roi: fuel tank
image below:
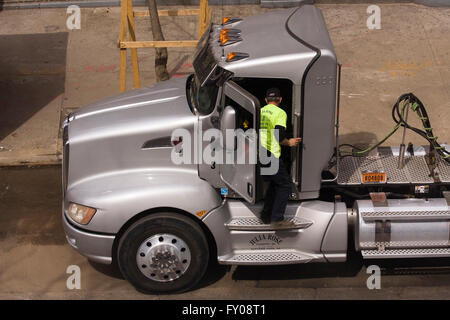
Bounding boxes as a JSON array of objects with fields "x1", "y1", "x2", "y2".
[{"x1": 354, "y1": 198, "x2": 450, "y2": 259}]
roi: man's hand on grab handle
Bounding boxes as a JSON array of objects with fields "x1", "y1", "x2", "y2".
[
  {"x1": 281, "y1": 137, "x2": 302, "y2": 147},
  {"x1": 288, "y1": 137, "x2": 302, "y2": 147}
]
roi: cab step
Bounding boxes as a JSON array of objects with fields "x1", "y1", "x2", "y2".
[
  {"x1": 361, "y1": 247, "x2": 450, "y2": 259},
  {"x1": 225, "y1": 216, "x2": 313, "y2": 231},
  {"x1": 360, "y1": 210, "x2": 450, "y2": 221},
  {"x1": 218, "y1": 250, "x2": 317, "y2": 265}
]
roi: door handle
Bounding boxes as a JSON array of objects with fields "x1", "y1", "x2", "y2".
[{"x1": 247, "y1": 183, "x2": 253, "y2": 197}]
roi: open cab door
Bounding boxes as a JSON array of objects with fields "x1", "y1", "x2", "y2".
[{"x1": 219, "y1": 81, "x2": 260, "y2": 204}]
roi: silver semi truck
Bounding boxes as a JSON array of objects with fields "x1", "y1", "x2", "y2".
[{"x1": 62, "y1": 5, "x2": 450, "y2": 293}]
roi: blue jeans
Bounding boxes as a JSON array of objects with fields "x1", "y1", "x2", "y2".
[{"x1": 261, "y1": 159, "x2": 291, "y2": 222}]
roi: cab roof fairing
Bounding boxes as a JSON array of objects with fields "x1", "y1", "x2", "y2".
[{"x1": 211, "y1": 5, "x2": 337, "y2": 85}]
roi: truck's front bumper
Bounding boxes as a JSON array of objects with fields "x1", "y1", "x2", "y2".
[{"x1": 63, "y1": 212, "x2": 115, "y2": 264}]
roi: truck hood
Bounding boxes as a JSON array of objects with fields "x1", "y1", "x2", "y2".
[
  {"x1": 72, "y1": 75, "x2": 192, "y2": 121},
  {"x1": 68, "y1": 76, "x2": 196, "y2": 144}
]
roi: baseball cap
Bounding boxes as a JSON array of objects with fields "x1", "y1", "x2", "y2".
[{"x1": 266, "y1": 87, "x2": 281, "y2": 98}]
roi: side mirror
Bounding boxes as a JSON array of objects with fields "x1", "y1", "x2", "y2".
[{"x1": 221, "y1": 106, "x2": 236, "y2": 150}]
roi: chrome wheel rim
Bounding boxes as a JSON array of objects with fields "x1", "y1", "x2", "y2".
[{"x1": 136, "y1": 233, "x2": 191, "y2": 282}]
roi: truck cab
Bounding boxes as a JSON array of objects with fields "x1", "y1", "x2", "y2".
[{"x1": 62, "y1": 5, "x2": 450, "y2": 294}]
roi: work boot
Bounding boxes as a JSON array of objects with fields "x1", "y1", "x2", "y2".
[
  {"x1": 259, "y1": 212, "x2": 271, "y2": 224},
  {"x1": 271, "y1": 219, "x2": 296, "y2": 229}
]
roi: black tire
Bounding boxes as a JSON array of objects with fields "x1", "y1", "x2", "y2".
[{"x1": 117, "y1": 212, "x2": 209, "y2": 294}]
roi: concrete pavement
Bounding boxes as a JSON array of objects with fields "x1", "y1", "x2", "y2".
[
  {"x1": 0, "y1": 3, "x2": 449, "y2": 165},
  {"x1": 1, "y1": 3, "x2": 450, "y2": 300},
  {"x1": 1, "y1": 166, "x2": 450, "y2": 299}
]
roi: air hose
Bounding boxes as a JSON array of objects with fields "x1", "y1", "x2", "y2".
[{"x1": 339, "y1": 93, "x2": 450, "y2": 164}]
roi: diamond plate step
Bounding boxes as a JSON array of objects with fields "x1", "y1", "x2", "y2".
[
  {"x1": 218, "y1": 250, "x2": 315, "y2": 265},
  {"x1": 404, "y1": 156, "x2": 434, "y2": 183},
  {"x1": 338, "y1": 152, "x2": 434, "y2": 185},
  {"x1": 360, "y1": 210, "x2": 450, "y2": 221},
  {"x1": 225, "y1": 216, "x2": 313, "y2": 231},
  {"x1": 338, "y1": 157, "x2": 361, "y2": 184},
  {"x1": 437, "y1": 158, "x2": 450, "y2": 183},
  {"x1": 361, "y1": 247, "x2": 450, "y2": 259},
  {"x1": 379, "y1": 155, "x2": 409, "y2": 184},
  {"x1": 360, "y1": 240, "x2": 450, "y2": 249}
]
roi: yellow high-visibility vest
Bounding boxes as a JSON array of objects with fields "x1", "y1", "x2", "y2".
[{"x1": 260, "y1": 104, "x2": 287, "y2": 158}]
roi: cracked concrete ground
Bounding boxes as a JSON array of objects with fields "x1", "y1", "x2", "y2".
[{"x1": 0, "y1": 3, "x2": 449, "y2": 165}]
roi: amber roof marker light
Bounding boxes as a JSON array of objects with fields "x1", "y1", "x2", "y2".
[
  {"x1": 220, "y1": 30, "x2": 230, "y2": 45},
  {"x1": 226, "y1": 52, "x2": 249, "y2": 63},
  {"x1": 221, "y1": 17, "x2": 243, "y2": 26},
  {"x1": 219, "y1": 28, "x2": 242, "y2": 46},
  {"x1": 220, "y1": 28, "x2": 242, "y2": 36},
  {"x1": 227, "y1": 52, "x2": 236, "y2": 61},
  {"x1": 222, "y1": 17, "x2": 231, "y2": 24}
]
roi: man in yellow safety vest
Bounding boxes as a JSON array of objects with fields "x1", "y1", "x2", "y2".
[{"x1": 260, "y1": 88, "x2": 302, "y2": 227}]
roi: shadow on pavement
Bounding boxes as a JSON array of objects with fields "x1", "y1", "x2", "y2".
[
  {"x1": 374, "y1": 258, "x2": 450, "y2": 276},
  {"x1": 231, "y1": 251, "x2": 450, "y2": 281},
  {"x1": 338, "y1": 131, "x2": 379, "y2": 151},
  {"x1": 0, "y1": 165, "x2": 66, "y2": 245},
  {"x1": 231, "y1": 247, "x2": 364, "y2": 281},
  {"x1": 89, "y1": 260, "x2": 125, "y2": 280},
  {"x1": 195, "y1": 260, "x2": 230, "y2": 290},
  {"x1": 231, "y1": 231, "x2": 450, "y2": 282},
  {"x1": 88, "y1": 254, "x2": 230, "y2": 289},
  {"x1": 0, "y1": 33, "x2": 68, "y2": 141}
]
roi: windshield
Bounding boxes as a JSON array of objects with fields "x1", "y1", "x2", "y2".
[
  {"x1": 193, "y1": 38, "x2": 217, "y2": 86},
  {"x1": 189, "y1": 74, "x2": 219, "y2": 115},
  {"x1": 189, "y1": 24, "x2": 232, "y2": 115}
]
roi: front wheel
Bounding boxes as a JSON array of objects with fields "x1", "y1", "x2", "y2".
[{"x1": 117, "y1": 213, "x2": 209, "y2": 293}]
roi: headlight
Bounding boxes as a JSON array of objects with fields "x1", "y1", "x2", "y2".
[{"x1": 68, "y1": 203, "x2": 97, "y2": 225}]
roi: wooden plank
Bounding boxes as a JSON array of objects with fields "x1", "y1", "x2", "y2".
[
  {"x1": 120, "y1": 40, "x2": 198, "y2": 48},
  {"x1": 119, "y1": 0, "x2": 128, "y2": 92},
  {"x1": 198, "y1": 0, "x2": 207, "y2": 39},
  {"x1": 120, "y1": 49, "x2": 127, "y2": 93},
  {"x1": 198, "y1": 0, "x2": 211, "y2": 39},
  {"x1": 127, "y1": 0, "x2": 140, "y2": 89},
  {"x1": 133, "y1": 9, "x2": 200, "y2": 18},
  {"x1": 119, "y1": 0, "x2": 128, "y2": 42},
  {"x1": 119, "y1": 1, "x2": 207, "y2": 91},
  {"x1": 206, "y1": 7, "x2": 212, "y2": 36}
]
